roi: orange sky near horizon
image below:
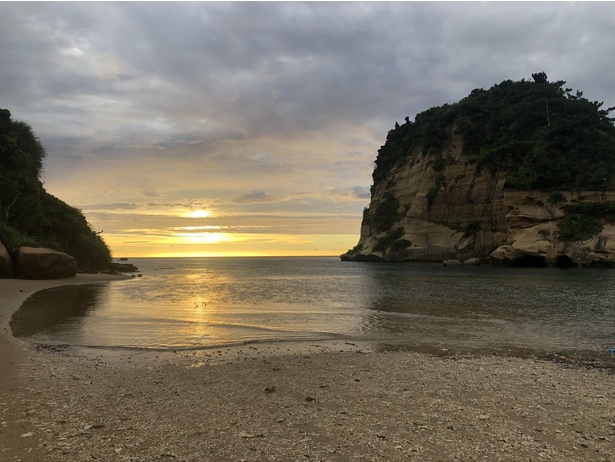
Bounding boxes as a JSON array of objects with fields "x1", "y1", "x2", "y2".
[{"x1": 86, "y1": 205, "x2": 364, "y2": 258}]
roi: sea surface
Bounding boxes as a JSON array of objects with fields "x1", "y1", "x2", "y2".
[{"x1": 10, "y1": 257, "x2": 615, "y2": 354}]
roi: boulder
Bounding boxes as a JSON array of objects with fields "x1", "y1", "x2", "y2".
[
  {"x1": 463, "y1": 257, "x2": 481, "y2": 266},
  {"x1": 442, "y1": 259, "x2": 462, "y2": 267},
  {"x1": 15, "y1": 246, "x2": 77, "y2": 279},
  {"x1": 109, "y1": 262, "x2": 139, "y2": 272},
  {"x1": 0, "y1": 242, "x2": 13, "y2": 278}
]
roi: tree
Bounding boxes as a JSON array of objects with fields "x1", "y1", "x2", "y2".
[
  {"x1": 0, "y1": 108, "x2": 112, "y2": 269},
  {"x1": 371, "y1": 75, "x2": 615, "y2": 192},
  {"x1": 531, "y1": 72, "x2": 548, "y2": 84}
]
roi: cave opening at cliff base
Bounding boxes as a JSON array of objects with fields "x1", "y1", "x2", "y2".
[{"x1": 511, "y1": 254, "x2": 547, "y2": 268}]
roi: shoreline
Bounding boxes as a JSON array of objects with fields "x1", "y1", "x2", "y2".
[
  {"x1": 2, "y1": 277, "x2": 615, "y2": 461},
  {"x1": 0, "y1": 273, "x2": 131, "y2": 361},
  {"x1": 0, "y1": 274, "x2": 131, "y2": 461}
]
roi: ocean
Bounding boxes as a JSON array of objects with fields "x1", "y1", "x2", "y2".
[{"x1": 10, "y1": 257, "x2": 615, "y2": 355}]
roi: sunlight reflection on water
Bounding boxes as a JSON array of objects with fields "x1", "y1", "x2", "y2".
[{"x1": 10, "y1": 257, "x2": 615, "y2": 352}]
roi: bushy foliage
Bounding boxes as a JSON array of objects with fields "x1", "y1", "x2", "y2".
[
  {"x1": 0, "y1": 223, "x2": 41, "y2": 250},
  {"x1": 373, "y1": 227, "x2": 405, "y2": 253},
  {"x1": 556, "y1": 201, "x2": 615, "y2": 241},
  {"x1": 0, "y1": 109, "x2": 112, "y2": 269},
  {"x1": 368, "y1": 192, "x2": 402, "y2": 233},
  {"x1": 557, "y1": 214, "x2": 603, "y2": 241},
  {"x1": 562, "y1": 201, "x2": 615, "y2": 220},
  {"x1": 547, "y1": 191, "x2": 567, "y2": 205},
  {"x1": 372, "y1": 74, "x2": 615, "y2": 191},
  {"x1": 390, "y1": 238, "x2": 412, "y2": 253}
]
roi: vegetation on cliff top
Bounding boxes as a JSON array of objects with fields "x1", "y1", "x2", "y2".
[
  {"x1": 0, "y1": 109, "x2": 112, "y2": 269},
  {"x1": 373, "y1": 73, "x2": 615, "y2": 191}
]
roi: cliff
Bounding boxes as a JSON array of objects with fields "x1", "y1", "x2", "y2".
[{"x1": 342, "y1": 74, "x2": 615, "y2": 267}]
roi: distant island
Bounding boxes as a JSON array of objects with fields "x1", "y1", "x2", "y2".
[
  {"x1": 342, "y1": 73, "x2": 615, "y2": 267},
  {"x1": 0, "y1": 109, "x2": 113, "y2": 278}
]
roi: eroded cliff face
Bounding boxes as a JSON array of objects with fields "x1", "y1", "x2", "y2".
[{"x1": 342, "y1": 130, "x2": 615, "y2": 267}]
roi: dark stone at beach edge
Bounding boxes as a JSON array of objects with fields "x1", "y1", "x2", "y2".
[
  {"x1": 15, "y1": 246, "x2": 77, "y2": 279},
  {"x1": 109, "y1": 262, "x2": 139, "y2": 273}
]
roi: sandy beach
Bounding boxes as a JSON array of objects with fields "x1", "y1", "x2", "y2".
[{"x1": 1, "y1": 276, "x2": 614, "y2": 461}]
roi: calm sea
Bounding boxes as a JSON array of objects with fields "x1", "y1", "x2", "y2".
[{"x1": 10, "y1": 257, "x2": 615, "y2": 354}]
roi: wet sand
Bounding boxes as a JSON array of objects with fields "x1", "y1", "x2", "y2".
[
  {"x1": 1, "y1": 276, "x2": 614, "y2": 461},
  {"x1": 0, "y1": 274, "x2": 129, "y2": 460}
]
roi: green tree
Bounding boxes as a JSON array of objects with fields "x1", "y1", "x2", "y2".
[
  {"x1": 0, "y1": 109, "x2": 111, "y2": 269},
  {"x1": 371, "y1": 73, "x2": 615, "y2": 193}
]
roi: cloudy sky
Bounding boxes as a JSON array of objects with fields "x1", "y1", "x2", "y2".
[{"x1": 1, "y1": 2, "x2": 614, "y2": 257}]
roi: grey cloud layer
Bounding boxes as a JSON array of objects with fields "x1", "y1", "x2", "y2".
[{"x1": 5, "y1": 2, "x2": 613, "y2": 144}]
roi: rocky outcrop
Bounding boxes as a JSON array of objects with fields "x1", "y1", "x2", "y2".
[
  {"x1": 109, "y1": 262, "x2": 139, "y2": 272},
  {"x1": 0, "y1": 242, "x2": 12, "y2": 278},
  {"x1": 341, "y1": 129, "x2": 615, "y2": 267},
  {"x1": 343, "y1": 76, "x2": 615, "y2": 267},
  {"x1": 15, "y1": 246, "x2": 78, "y2": 279}
]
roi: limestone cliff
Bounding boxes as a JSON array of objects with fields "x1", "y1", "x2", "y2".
[{"x1": 341, "y1": 75, "x2": 615, "y2": 267}]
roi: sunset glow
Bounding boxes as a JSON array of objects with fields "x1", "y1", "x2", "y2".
[
  {"x1": 4, "y1": 2, "x2": 612, "y2": 258},
  {"x1": 183, "y1": 210, "x2": 212, "y2": 219}
]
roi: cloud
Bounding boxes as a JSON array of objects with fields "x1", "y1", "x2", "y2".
[
  {"x1": 233, "y1": 191, "x2": 275, "y2": 204},
  {"x1": 142, "y1": 189, "x2": 159, "y2": 198},
  {"x1": 1, "y1": 2, "x2": 614, "y2": 255}
]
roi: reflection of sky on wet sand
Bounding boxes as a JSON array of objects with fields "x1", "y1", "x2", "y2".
[{"x1": 11, "y1": 258, "x2": 615, "y2": 353}]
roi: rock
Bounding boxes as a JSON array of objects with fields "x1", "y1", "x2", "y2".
[
  {"x1": 442, "y1": 259, "x2": 462, "y2": 267},
  {"x1": 340, "y1": 121, "x2": 615, "y2": 268},
  {"x1": 0, "y1": 241, "x2": 13, "y2": 278},
  {"x1": 463, "y1": 258, "x2": 481, "y2": 266},
  {"x1": 15, "y1": 246, "x2": 77, "y2": 279},
  {"x1": 109, "y1": 262, "x2": 139, "y2": 272}
]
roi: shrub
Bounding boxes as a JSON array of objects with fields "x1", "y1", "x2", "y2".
[
  {"x1": 547, "y1": 191, "x2": 567, "y2": 205},
  {"x1": 370, "y1": 193, "x2": 402, "y2": 233},
  {"x1": 0, "y1": 223, "x2": 40, "y2": 252},
  {"x1": 562, "y1": 201, "x2": 615, "y2": 219},
  {"x1": 373, "y1": 227, "x2": 405, "y2": 253},
  {"x1": 390, "y1": 239, "x2": 412, "y2": 253},
  {"x1": 557, "y1": 214, "x2": 603, "y2": 241}
]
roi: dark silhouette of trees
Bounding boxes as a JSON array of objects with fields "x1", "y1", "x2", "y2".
[{"x1": 0, "y1": 109, "x2": 111, "y2": 269}]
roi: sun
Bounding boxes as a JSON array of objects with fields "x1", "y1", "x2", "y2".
[{"x1": 184, "y1": 209, "x2": 211, "y2": 218}]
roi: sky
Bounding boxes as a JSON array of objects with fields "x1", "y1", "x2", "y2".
[{"x1": 1, "y1": 1, "x2": 614, "y2": 258}]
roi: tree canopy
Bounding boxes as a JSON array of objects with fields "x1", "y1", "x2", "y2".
[
  {"x1": 373, "y1": 74, "x2": 615, "y2": 191},
  {"x1": 0, "y1": 109, "x2": 112, "y2": 269}
]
